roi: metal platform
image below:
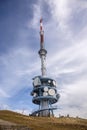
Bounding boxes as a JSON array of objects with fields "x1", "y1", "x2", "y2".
[{"x1": 31, "y1": 76, "x2": 60, "y2": 116}]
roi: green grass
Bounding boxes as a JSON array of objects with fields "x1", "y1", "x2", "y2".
[{"x1": 0, "y1": 110, "x2": 87, "y2": 130}]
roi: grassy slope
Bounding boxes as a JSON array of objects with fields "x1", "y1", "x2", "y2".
[{"x1": 0, "y1": 110, "x2": 87, "y2": 130}]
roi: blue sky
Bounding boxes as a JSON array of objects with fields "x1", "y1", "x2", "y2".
[{"x1": 0, "y1": 0, "x2": 87, "y2": 118}]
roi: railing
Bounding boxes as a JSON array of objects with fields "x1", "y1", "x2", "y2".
[{"x1": 31, "y1": 106, "x2": 58, "y2": 116}]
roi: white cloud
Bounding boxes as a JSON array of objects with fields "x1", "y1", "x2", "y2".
[
  {"x1": 55, "y1": 79, "x2": 87, "y2": 118},
  {"x1": 47, "y1": 38, "x2": 87, "y2": 79},
  {"x1": 69, "y1": 0, "x2": 87, "y2": 12},
  {"x1": 28, "y1": 0, "x2": 43, "y2": 29},
  {"x1": 46, "y1": 0, "x2": 72, "y2": 33},
  {"x1": 0, "y1": 88, "x2": 10, "y2": 98},
  {"x1": 0, "y1": 47, "x2": 40, "y2": 97}
]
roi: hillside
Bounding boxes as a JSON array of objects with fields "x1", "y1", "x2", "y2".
[{"x1": 0, "y1": 110, "x2": 87, "y2": 130}]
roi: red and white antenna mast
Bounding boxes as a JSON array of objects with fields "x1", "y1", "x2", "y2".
[
  {"x1": 40, "y1": 18, "x2": 44, "y2": 49},
  {"x1": 39, "y1": 18, "x2": 47, "y2": 76},
  {"x1": 31, "y1": 18, "x2": 60, "y2": 117}
]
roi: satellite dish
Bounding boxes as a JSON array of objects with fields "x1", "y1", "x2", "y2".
[
  {"x1": 48, "y1": 89, "x2": 55, "y2": 96},
  {"x1": 43, "y1": 92, "x2": 48, "y2": 96},
  {"x1": 53, "y1": 80, "x2": 56, "y2": 86},
  {"x1": 33, "y1": 77, "x2": 41, "y2": 86},
  {"x1": 33, "y1": 93, "x2": 37, "y2": 97},
  {"x1": 44, "y1": 87, "x2": 48, "y2": 92},
  {"x1": 56, "y1": 94, "x2": 60, "y2": 99},
  {"x1": 48, "y1": 80, "x2": 51, "y2": 83}
]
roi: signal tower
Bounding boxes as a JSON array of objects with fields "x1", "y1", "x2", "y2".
[{"x1": 31, "y1": 19, "x2": 60, "y2": 117}]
